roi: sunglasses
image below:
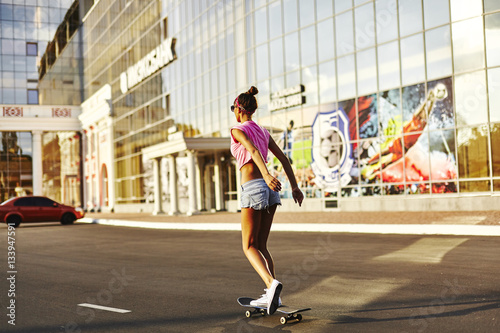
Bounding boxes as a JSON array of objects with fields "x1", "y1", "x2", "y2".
[{"x1": 231, "y1": 98, "x2": 247, "y2": 113}]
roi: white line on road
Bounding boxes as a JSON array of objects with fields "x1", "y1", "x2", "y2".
[{"x1": 77, "y1": 303, "x2": 131, "y2": 313}]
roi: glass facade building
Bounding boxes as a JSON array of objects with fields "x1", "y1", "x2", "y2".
[
  {"x1": 0, "y1": 0, "x2": 82, "y2": 205},
  {"x1": 45, "y1": 0, "x2": 500, "y2": 212}
]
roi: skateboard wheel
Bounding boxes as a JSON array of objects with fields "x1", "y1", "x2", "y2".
[
  {"x1": 245, "y1": 310, "x2": 252, "y2": 318},
  {"x1": 260, "y1": 310, "x2": 266, "y2": 316},
  {"x1": 280, "y1": 316, "x2": 287, "y2": 325},
  {"x1": 296, "y1": 314, "x2": 303, "y2": 322}
]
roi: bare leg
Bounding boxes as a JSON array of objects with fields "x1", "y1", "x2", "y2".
[
  {"x1": 257, "y1": 204, "x2": 278, "y2": 279},
  {"x1": 241, "y1": 207, "x2": 274, "y2": 289}
]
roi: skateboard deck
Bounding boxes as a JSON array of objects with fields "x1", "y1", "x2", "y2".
[{"x1": 237, "y1": 297, "x2": 311, "y2": 324}]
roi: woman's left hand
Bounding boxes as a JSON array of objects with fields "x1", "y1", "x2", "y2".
[{"x1": 264, "y1": 174, "x2": 282, "y2": 192}]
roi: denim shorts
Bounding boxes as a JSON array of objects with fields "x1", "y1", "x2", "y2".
[{"x1": 240, "y1": 178, "x2": 281, "y2": 211}]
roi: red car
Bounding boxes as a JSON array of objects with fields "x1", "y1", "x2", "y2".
[{"x1": 0, "y1": 196, "x2": 85, "y2": 228}]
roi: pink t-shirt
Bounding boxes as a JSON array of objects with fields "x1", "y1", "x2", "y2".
[{"x1": 230, "y1": 121, "x2": 271, "y2": 169}]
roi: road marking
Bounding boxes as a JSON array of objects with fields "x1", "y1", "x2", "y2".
[
  {"x1": 77, "y1": 218, "x2": 500, "y2": 236},
  {"x1": 373, "y1": 237, "x2": 469, "y2": 263},
  {"x1": 77, "y1": 303, "x2": 131, "y2": 313}
]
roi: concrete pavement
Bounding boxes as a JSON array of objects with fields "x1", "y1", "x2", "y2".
[{"x1": 79, "y1": 210, "x2": 500, "y2": 236}]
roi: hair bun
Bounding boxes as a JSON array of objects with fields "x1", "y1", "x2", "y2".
[{"x1": 247, "y1": 86, "x2": 259, "y2": 96}]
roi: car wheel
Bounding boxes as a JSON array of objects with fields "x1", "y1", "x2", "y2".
[
  {"x1": 61, "y1": 213, "x2": 76, "y2": 225},
  {"x1": 6, "y1": 215, "x2": 21, "y2": 228}
]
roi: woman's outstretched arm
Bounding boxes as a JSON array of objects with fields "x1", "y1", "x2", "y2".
[{"x1": 268, "y1": 136, "x2": 304, "y2": 206}]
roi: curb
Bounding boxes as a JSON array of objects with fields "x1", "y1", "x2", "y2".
[{"x1": 78, "y1": 218, "x2": 500, "y2": 236}]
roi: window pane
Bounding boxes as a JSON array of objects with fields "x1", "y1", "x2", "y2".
[
  {"x1": 375, "y1": 0, "x2": 398, "y2": 44},
  {"x1": 485, "y1": 0, "x2": 500, "y2": 13},
  {"x1": 355, "y1": 3, "x2": 375, "y2": 50},
  {"x1": 302, "y1": 65, "x2": 318, "y2": 106},
  {"x1": 337, "y1": 55, "x2": 356, "y2": 100},
  {"x1": 269, "y1": 1, "x2": 282, "y2": 39},
  {"x1": 317, "y1": 0, "x2": 333, "y2": 21},
  {"x1": 488, "y1": 68, "x2": 500, "y2": 122},
  {"x1": 255, "y1": 44, "x2": 268, "y2": 82},
  {"x1": 429, "y1": 129, "x2": 457, "y2": 181},
  {"x1": 319, "y1": 60, "x2": 336, "y2": 103},
  {"x1": 452, "y1": 17, "x2": 485, "y2": 73},
  {"x1": 284, "y1": 32, "x2": 299, "y2": 71},
  {"x1": 450, "y1": 0, "x2": 482, "y2": 22},
  {"x1": 299, "y1": 0, "x2": 315, "y2": 27},
  {"x1": 270, "y1": 38, "x2": 284, "y2": 77},
  {"x1": 398, "y1": 0, "x2": 422, "y2": 37},
  {"x1": 485, "y1": 13, "x2": 500, "y2": 68},
  {"x1": 356, "y1": 47, "x2": 377, "y2": 95},
  {"x1": 400, "y1": 34, "x2": 425, "y2": 86},
  {"x1": 457, "y1": 126, "x2": 490, "y2": 178},
  {"x1": 26, "y1": 42, "x2": 37, "y2": 56},
  {"x1": 317, "y1": 18, "x2": 334, "y2": 62},
  {"x1": 379, "y1": 88, "x2": 401, "y2": 136},
  {"x1": 455, "y1": 71, "x2": 488, "y2": 126},
  {"x1": 425, "y1": 26, "x2": 452, "y2": 80},
  {"x1": 254, "y1": 7, "x2": 267, "y2": 45},
  {"x1": 423, "y1": 0, "x2": 450, "y2": 29},
  {"x1": 335, "y1": 0, "x2": 352, "y2": 13},
  {"x1": 28, "y1": 89, "x2": 38, "y2": 104},
  {"x1": 377, "y1": 41, "x2": 400, "y2": 91},
  {"x1": 283, "y1": 0, "x2": 298, "y2": 33},
  {"x1": 300, "y1": 26, "x2": 316, "y2": 67},
  {"x1": 336, "y1": 10, "x2": 354, "y2": 56},
  {"x1": 491, "y1": 124, "x2": 500, "y2": 177}
]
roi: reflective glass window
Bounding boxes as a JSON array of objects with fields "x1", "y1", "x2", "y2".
[
  {"x1": 269, "y1": 1, "x2": 282, "y2": 39},
  {"x1": 317, "y1": 0, "x2": 333, "y2": 20},
  {"x1": 491, "y1": 124, "x2": 500, "y2": 177},
  {"x1": 425, "y1": 26, "x2": 452, "y2": 81},
  {"x1": 450, "y1": 0, "x2": 482, "y2": 22},
  {"x1": 355, "y1": 3, "x2": 375, "y2": 50},
  {"x1": 400, "y1": 33, "x2": 425, "y2": 86},
  {"x1": 300, "y1": 26, "x2": 316, "y2": 67},
  {"x1": 488, "y1": 68, "x2": 500, "y2": 123},
  {"x1": 337, "y1": 54, "x2": 356, "y2": 100},
  {"x1": 319, "y1": 60, "x2": 336, "y2": 103},
  {"x1": 335, "y1": 0, "x2": 352, "y2": 13},
  {"x1": 485, "y1": 0, "x2": 500, "y2": 12},
  {"x1": 335, "y1": 10, "x2": 354, "y2": 56},
  {"x1": 455, "y1": 71, "x2": 488, "y2": 126},
  {"x1": 284, "y1": 32, "x2": 299, "y2": 71},
  {"x1": 302, "y1": 65, "x2": 318, "y2": 105},
  {"x1": 255, "y1": 43, "x2": 269, "y2": 82},
  {"x1": 283, "y1": 0, "x2": 298, "y2": 33},
  {"x1": 377, "y1": 41, "x2": 400, "y2": 91},
  {"x1": 299, "y1": 0, "x2": 315, "y2": 27},
  {"x1": 423, "y1": 0, "x2": 450, "y2": 29},
  {"x1": 375, "y1": 0, "x2": 398, "y2": 44},
  {"x1": 485, "y1": 13, "x2": 500, "y2": 68},
  {"x1": 429, "y1": 129, "x2": 457, "y2": 181},
  {"x1": 254, "y1": 6, "x2": 268, "y2": 45},
  {"x1": 398, "y1": 0, "x2": 422, "y2": 37},
  {"x1": 452, "y1": 17, "x2": 484, "y2": 73},
  {"x1": 356, "y1": 47, "x2": 377, "y2": 96},
  {"x1": 457, "y1": 126, "x2": 490, "y2": 178},
  {"x1": 27, "y1": 89, "x2": 38, "y2": 104},
  {"x1": 270, "y1": 38, "x2": 284, "y2": 77},
  {"x1": 317, "y1": 18, "x2": 334, "y2": 62}
]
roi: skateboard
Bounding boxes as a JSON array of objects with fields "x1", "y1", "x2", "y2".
[{"x1": 237, "y1": 297, "x2": 311, "y2": 324}]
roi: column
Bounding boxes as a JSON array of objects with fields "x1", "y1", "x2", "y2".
[
  {"x1": 186, "y1": 150, "x2": 199, "y2": 216},
  {"x1": 152, "y1": 157, "x2": 164, "y2": 215},
  {"x1": 31, "y1": 130, "x2": 43, "y2": 196},
  {"x1": 167, "y1": 154, "x2": 179, "y2": 215},
  {"x1": 214, "y1": 152, "x2": 224, "y2": 211},
  {"x1": 195, "y1": 156, "x2": 203, "y2": 211}
]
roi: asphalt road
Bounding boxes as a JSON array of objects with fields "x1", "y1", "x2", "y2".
[{"x1": 1, "y1": 222, "x2": 499, "y2": 333}]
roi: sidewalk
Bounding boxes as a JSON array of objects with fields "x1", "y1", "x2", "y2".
[{"x1": 79, "y1": 210, "x2": 500, "y2": 236}]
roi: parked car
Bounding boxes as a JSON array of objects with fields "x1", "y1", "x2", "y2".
[{"x1": 0, "y1": 196, "x2": 85, "y2": 228}]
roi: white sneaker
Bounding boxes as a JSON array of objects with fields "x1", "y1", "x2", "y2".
[
  {"x1": 266, "y1": 280, "x2": 283, "y2": 315},
  {"x1": 250, "y1": 289, "x2": 282, "y2": 307}
]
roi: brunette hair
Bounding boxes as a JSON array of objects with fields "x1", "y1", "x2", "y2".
[{"x1": 236, "y1": 86, "x2": 259, "y2": 114}]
